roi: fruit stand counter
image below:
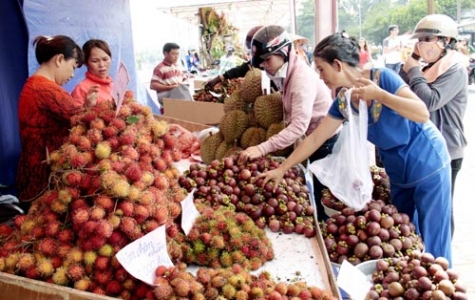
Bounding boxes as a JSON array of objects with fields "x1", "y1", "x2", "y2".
[{"x1": 0, "y1": 271, "x2": 117, "y2": 300}]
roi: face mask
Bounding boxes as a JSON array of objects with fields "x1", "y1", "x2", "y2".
[{"x1": 417, "y1": 41, "x2": 444, "y2": 63}]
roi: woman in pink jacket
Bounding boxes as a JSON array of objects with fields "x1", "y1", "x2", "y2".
[
  {"x1": 71, "y1": 39, "x2": 113, "y2": 105},
  {"x1": 239, "y1": 25, "x2": 339, "y2": 220}
]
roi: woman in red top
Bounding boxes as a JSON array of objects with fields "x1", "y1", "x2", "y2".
[
  {"x1": 358, "y1": 37, "x2": 373, "y2": 69},
  {"x1": 17, "y1": 35, "x2": 94, "y2": 203},
  {"x1": 71, "y1": 39, "x2": 114, "y2": 105}
]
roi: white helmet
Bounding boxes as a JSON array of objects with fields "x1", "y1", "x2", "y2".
[{"x1": 411, "y1": 14, "x2": 458, "y2": 40}]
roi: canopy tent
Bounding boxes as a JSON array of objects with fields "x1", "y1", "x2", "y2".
[
  {"x1": 155, "y1": 0, "x2": 296, "y2": 42},
  {"x1": 0, "y1": 0, "x2": 152, "y2": 195}
]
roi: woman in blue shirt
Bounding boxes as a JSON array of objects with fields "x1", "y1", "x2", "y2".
[{"x1": 258, "y1": 33, "x2": 452, "y2": 264}]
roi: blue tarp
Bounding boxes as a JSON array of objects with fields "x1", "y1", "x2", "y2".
[
  {"x1": 0, "y1": 0, "x2": 155, "y2": 195},
  {"x1": 0, "y1": 0, "x2": 28, "y2": 193}
]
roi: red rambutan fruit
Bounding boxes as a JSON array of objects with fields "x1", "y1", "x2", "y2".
[
  {"x1": 103, "y1": 126, "x2": 119, "y2": 138},
  {"x1": 111, "y1": 161, "x2": 126, "y2": 173},
  {"x1": 67, "y1": 264, "x2": 85, "y2": 281},
  {"x1": 62, "y1": 170, "x2": 83, "y2": 187},
  {"x1": 106, "y1": 280, "x2": 122, "y2": 295},
  {"x1": 94, "y1": 195, "x2": 115, "y2": 212},
  {"x1": 87, "y1": 128, "x2": 103, "y2": 144},
  {"x1": 89, "y1": 235, "x2": 107, "y2": 251},
  {"x1": 81, "y1": 111, "x2": 98, "y2": 124},
  {"x1": 142, "y1": 220, "x2": 159, "y2": 233},
  {"x1": 0, "y1": 223, "x2": 13, "y2": 237},
  {"x1": 57, "y1": 229, "x2": 74, "y2": 243},
  {"x1": 118, "y1": 200, "x2": 134, "y2": 217},
  {"x1": 70, "y1": 153, "x2": 88, "y2": 168},
  {"x1": 57, "y1": 243, "x2": 73, "y2": 259},
  {"x1": 125, "y1": 164, "x2": 142, "y2": 182},
  {"x1": 38, "y1": 238, "x2": 58, "y2": 257},
  {"x1": 152, "y1": 158, "x2": 167, "y2": 172},
  {"x1": 107, "y1": 136, "x2": 120, "y2": 150},
  {"x1": 133, "y1": 204, "x2": 149, "y2": 224},
  {"x1": 153, "y1": 277, "x2": 174, "y2": 300},
  {"x1": 93, "y1": 270, "x2": 113, "y2": 285},
  {"x1": 18, "y1": 253, "x2": 36, "y2": 272},
  {"x1": 120, "y1": 217, "x2": 138, "y2": 239},
  {"x1": 89, "y1": 205, "x2": 106, "y2": 221},
  {"x1": 122, "y1": 145, "x2": 140, "y2": 161},
  {"x1": 152, "y1": 206, "x2": 169, "y2": 226},
  {"x1": 13, "y1": 214, "x2": 27, "y2": 229},
  {"x1": 108, "y1": 231, "x2": 128, "y2": 248},
  {"x1": 114, "y1": 267, "x2": 129, "y2": 282},
  {"x1": 118, "y1": 133, "x2": 135, "y2": 146},
  {"x1": 94, "y1": 256, "x2": 110, "y2": 271},
  {"x1": 96, "y1": 220, "x2": 114, "y2": 239},
  {"x1": 44, "y1": 220, "x2": 61, "y2": 237},
  {"x1": 83, "y1": 220, "x2": 98, "y2": 236},
  {"x1": 90, "y1": 118, "x2": 105, "y2": 130}
]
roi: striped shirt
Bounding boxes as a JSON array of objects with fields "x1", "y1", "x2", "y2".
[{"x1": 151, "y1": 61, "x2": 185, "y2": 85}]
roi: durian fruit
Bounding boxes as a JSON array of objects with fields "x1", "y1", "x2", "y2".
[
  {"x1": 248, "y1": 110, "x2": 258, "y2": 127},
  {"x1": 266, "y1": 122, "x2": 292, "y2": 157},
  {"x1": 266, "y1": 122, "x2": 286, "y2": 140},
  {"x1": 200, "y1": 132, "x2": 224, "y2": 164},
  {"x1": 223, "y1": 90, "x2": 249, "y2": 113},
  {"x1": 219, "y1": 110, "x2": 250, "y2": 144},
  {"x1": 224, "y1": 140, "x2": 243, "y2": 159},
  {"x1": 215, "y1": 140, "x2": 234, "y2": 160},
  {"x1": 240, "y1": 69, "x2": 262, "y2": 104},
  {"x1": 240, "y1": 127, "x2": 267, "y2": 149},
  {"x1": 254, "y1": 92, "x2": 283, "y2": 129}
]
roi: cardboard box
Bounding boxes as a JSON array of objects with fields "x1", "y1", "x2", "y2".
[
  {"x1": 162, "y1": 98, "x2": 224, "y2": 125},
  {"x1": 0, "y1": 272, "x2": 117, "y2": 300},
  {"x1": 192, "y1": 78, "x2": 208, "y2": 90},
  {"x1": 154, "y1": 114, "x2": 211, "y2": 132}
]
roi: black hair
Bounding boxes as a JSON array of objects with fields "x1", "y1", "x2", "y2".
[
  {"x1": 163, "y1": 43, "x2": 180, "y2": 53},
  {"x1": 33, "y1": 35, "x2": 83, "y2": 67},
  {"x1": 313, "y1": 33, "x2": 360, "y2": 67},
  {"x1": 82, "y1": 39, "x2": 112, "y2": 63},
  {"x1": 388, "y1": 25, "x2": 398, "y2": 32}
]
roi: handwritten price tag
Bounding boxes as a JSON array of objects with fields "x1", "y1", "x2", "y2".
[
  {"x1": 180, "y1": 188, "x2": 200, "y2": 235},
  {"x1": 116, "y1": 225, "x2": 173, "y2": 285},
  {"x1": 113, "y1": 61, "x2": 130, "y2": 116}
]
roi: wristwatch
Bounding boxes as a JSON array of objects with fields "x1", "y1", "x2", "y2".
[{"x1": 411, "y1": 53, "x2": 420, "y2": 60}]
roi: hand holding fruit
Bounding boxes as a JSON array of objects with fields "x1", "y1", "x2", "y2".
[
  {"x1": 256, "y1": 166, "x2": 285, "y2": 192},
  {"x1": 238, "y1": 146, "x2": 263, "y2": 164},
  {"x1": 204, "y1": 76, "x2": 222, "y2": 90},
  {"x1": 85, "y1": 84, "x2": 99, "y2": 107}
]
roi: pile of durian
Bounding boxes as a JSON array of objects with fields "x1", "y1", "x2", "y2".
[{"x1": 200, "y1": 69, "x2": 291, "y2": 164}]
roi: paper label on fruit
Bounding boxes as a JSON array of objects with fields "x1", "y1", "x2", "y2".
[
  {"x1": 337, "y1": 260, "x2": 373, "y2": 300},
  {"x1": 181, "y1": 188, "x2": 200, "y2": 235},
  {"x1": 112, "y1": 61, "x2": 130, "y2": 116},
  {"x1": 116, "y1": 225, "x2": 173, "y2": 285}
]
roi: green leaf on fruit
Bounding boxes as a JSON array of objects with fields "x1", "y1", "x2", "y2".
[{"x1": 126, "y1": 115, "x2": 140, "y2": 124}]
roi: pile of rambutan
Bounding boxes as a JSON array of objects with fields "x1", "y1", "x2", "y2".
[
  {"x1": 166, "y1": 206, "x2": 274, "y2": 271},
  {"x1": 0, "y1": 95, "x2": 189, "y2": 298},
  {"x1": 179, "y1": 155, "x2": 317, "y2": 237},
  {"x1": 152, "y1": 262, "x2": 337, "y2": 300}
]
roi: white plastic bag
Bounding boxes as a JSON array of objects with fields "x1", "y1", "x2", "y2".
[{"x1": 309, "y1": 88, "x2": 373, "y2": 211}]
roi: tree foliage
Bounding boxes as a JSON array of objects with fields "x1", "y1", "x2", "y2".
[{"x1": 296, "y1": 0, "x2": 475, "y2": 47}]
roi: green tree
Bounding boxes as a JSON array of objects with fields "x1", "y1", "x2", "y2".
[{"x1": 296, "y1": 0, "x2": 316, "y2": 45}]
